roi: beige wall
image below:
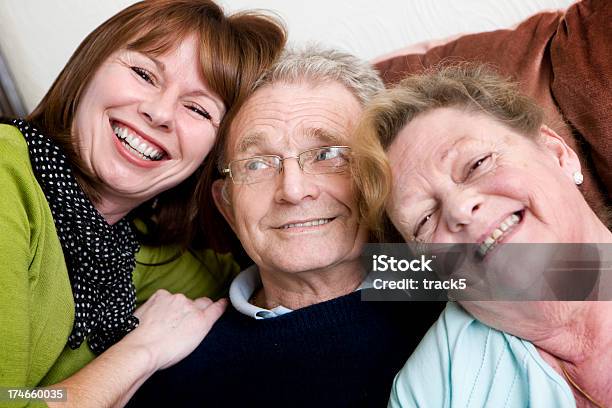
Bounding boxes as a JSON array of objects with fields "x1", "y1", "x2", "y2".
[{"x1": 0, "y1": 0, "x2": 574, "y2": 112}]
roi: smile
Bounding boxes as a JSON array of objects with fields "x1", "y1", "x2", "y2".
[
  {"x1": 279, "y1": 218, "x2": 334, "y2": 230},
  {"x1": 477, "y1": 210, "x2": 524, "y2": 257},
  {"x1": 112, "y1": 123, "x2": 166, "y2": 161}
]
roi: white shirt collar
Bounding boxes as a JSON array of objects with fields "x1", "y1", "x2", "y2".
[
  {"x1": 229, "y1": 265, "x2": 374, "y2": 320},
  {"x1": 229, "y1": 265, "x2": 293, "y2": 319}
]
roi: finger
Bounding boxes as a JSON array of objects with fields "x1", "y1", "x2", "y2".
[
  {"x1": 202, "y1": 298, "x2": 228, "y2": 322},
  {"x1": 152, "y1": 288, "x2": 170, "y2": 299},
  {"x1": 134, "y1": 288, "x2": 177, "y2": 319},
  {"x1": 193, "y1": 297, "x2": 214, "y2": 310}
]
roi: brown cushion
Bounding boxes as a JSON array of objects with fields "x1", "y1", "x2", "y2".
[
  {"x1": 375, "y1": 0, "x2": 611, "y2": 224},
  {"x1": 550, "y1": 0, "x2": 611, "y2": 206}
]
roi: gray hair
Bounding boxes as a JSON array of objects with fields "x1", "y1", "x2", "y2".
[
  {"x1": 216, "y1": 45, "x2": 384, "y2": 171},
  {"x1": 252, "y1": 45, "x2": 384, "y2": 107}
]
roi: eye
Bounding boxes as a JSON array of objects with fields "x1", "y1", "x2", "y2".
[
  {"x1": 131, "y1": 66, "x2": 156, "y2": 85},
  {"x1": 466, "y1": 154, "x2": 492, "y2": 179},
  {"x1": 313, "y1": 147, "x2": 347, "y2": 162},
  {"x1": 414, "y1": 213, "x2": 433, "y2": 239},
  {"x1": 315, "y1": 147, "x2": 341, "y2": 161},
  {"x1": 185, "y1": 103, "x2": 212, "y2": 120},
  {"x1": 245, "y1": 158, "x2": 272, "y2": 171}
]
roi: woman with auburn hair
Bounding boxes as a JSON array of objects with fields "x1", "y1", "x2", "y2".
[
  {"x1": 0, "y1": 0, "x2": 285, "y2": 405},
  {"x1": 352, "y1": 65, "x2": 611, "y2": 407}
]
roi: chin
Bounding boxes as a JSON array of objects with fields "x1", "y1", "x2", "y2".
[{"x1": 269, "y1": 250, "x2": 347, "y2": 274}]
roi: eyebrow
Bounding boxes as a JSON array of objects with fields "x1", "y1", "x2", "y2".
[
  {"x1": 305, "y1": 127, "x2": 345, "y2": 146},
  {"x1": 237, "y1": 131, "x2": 267, "y2": 154},
  {"x1": 187, "y1": 90, "x2": 225, "y2": 118},
  {"x1": 236, "y1": 127, "x2": 345, "y2": 155},
  {"x1": 439, "y1": 135, "x2": 472, "y2": 162},
  {"x1": 142, "y1": 54, "x2": 166, "y2": 72}
]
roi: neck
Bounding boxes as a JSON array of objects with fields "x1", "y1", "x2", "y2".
[
  {"x1": 578, "y1": 205, "x2": 612, "y2": 244},
  {"x1": 92, "y1": 193, "x2": 141, "y2": 225},
  {"x1": 467, "y1": 300, "x2": 612, "y2": 406},
  {"x1": 255, "y1": 259, "x2": 365, "y2": 310},
  {"x1": 530, "y1": 302, "x2": 612, "y2": 407}
]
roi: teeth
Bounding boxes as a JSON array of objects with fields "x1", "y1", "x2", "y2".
[
  {"x1": 478, "y1": 212, "x2": 522, "y2": 257},
  {"x1": 112, "y1": 124, "x2": 164, "y2": 161},
  {"x1": 281, "y1": 218, "x2": 331, "y2": 229}
]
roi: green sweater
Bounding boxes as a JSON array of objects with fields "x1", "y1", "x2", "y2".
[{"x1": 0, "y1": 124, "x2": 238, "y2": 407}]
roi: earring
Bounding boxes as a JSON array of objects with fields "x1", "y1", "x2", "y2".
[{"x1": 573, "y1": 171, "x2": 584, "y2": 185}]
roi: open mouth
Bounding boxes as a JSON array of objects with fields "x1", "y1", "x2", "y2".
[
  {"x1": 111, "y1": 121, "x2": 167, "y2": 161},
  {"x1": 477, "y1": 210, "x2": 524, "y2": 258},
  {"x1": 279, "y1": 217, "x2": 335, "y2": 230}
]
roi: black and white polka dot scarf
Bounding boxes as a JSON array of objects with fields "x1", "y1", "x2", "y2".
[{"x1": 12, "y1": 119, "x2": 140, "y2": 354}]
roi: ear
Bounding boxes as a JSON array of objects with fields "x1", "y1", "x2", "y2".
[
  {"x1": 212, "y1": 179, "x2": 237, "y2": 233},
  {"x1": 538, "y1": 125, "x2": 581, "y2": 181}
]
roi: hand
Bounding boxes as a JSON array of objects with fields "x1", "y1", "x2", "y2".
[{"x1": 124, "y1": 289, "x2": 227, "y2": 371}]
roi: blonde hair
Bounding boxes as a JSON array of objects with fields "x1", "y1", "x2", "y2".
[{"x1": 352, "y1": 64, "x2": 544, "y2": 239}]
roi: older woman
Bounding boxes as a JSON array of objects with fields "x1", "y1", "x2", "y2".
[
  {"x1": 0, "y1": 1, "x2": 285, "y2": 406},
  {"x1": 352, "y1": 66, "x2": 611, "y2": 407}
]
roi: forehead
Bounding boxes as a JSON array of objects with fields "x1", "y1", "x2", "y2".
[
  {"x1": 227, "y1": 81, "x2": 362, "y2": 156},
  {"x1": 388, "y1": 107, "x2": 510, "y2": 174},
  {"x1": 387, "y1": 108, "x2": 516, "y2": 206}
]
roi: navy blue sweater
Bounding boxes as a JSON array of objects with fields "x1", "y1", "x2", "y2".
[{"x1": 128, "y1": 290, "x2": 443, "y2": 407}]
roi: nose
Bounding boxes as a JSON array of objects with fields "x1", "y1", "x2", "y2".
[
  {"x1": 138, "y1": 88, "x2": 176, "y2": 131},
  {"x1": 274, "y1": 158, "x2": 320, "y2": 204},
  {"x1": 443, "y1": 188, "x2": 483, "y2": 233}
]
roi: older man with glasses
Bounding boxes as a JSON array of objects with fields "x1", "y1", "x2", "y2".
[{"x1": 128, "y1": 47, "x2": 443, "y2": 408}]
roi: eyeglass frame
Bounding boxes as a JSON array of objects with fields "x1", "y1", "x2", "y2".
[{"x1": 221, "y1": 145, "x2": 352, "y2": 185}]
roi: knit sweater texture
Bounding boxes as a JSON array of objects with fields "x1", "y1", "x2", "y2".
[{"x1": 129, "y1": 290, "x2": 444, "y2": 407}]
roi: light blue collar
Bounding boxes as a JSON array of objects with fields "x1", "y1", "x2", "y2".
[
  {"x1": 229, "y1": 265, "x2": 293, "y2": 319},
  {"x1": 229, "y1": 265, "x2": 373, "y2": 320}
]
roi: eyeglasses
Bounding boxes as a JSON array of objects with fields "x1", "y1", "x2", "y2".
[{"x1": 222, "y1": 146, "x2": 352, "y2": 185}]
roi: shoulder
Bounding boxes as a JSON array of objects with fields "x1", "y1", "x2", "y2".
[
  {"x1": 0, "y1": 124, "x2": 30, "y2": 166},
  {"x1": 0, "y1": 124, "x2": 43, "y2": 210},
  {"x1": 390, "y1": 303, "x2": 575, "y2": 407},
  {"x1": 389, "y1": 302, "x2": 477, "y2": 407},
  {"x1": 133, "y1": 245, "x2": 239, "y2": 305}
]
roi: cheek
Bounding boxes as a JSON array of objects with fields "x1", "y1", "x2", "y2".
[
  {"x1": 84, "y1": 69, "x2": 128, "y2": 106},
  {"x1": 330, "y1": 176, "x2": 357, "y2": 211},
  {"x1": 478, "y1": 165, "x2": 534, "y2": 200},
  {"x1": 233, "y1": 189, "x2": 266, "y2": 230},
  {"x1": 181, "y1": 124, "x2": 217, "y2": 162},
  {"x1": 483, "y1": 159, "x2": 569, "y2": 206},
  {"x1": 386, "y1": 188, "x2": 418, "y2": 239}
]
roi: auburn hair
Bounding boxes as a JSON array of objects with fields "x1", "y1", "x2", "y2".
[{"x1": 27, "y1": 0, "x2": 286, "y2": 247}]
